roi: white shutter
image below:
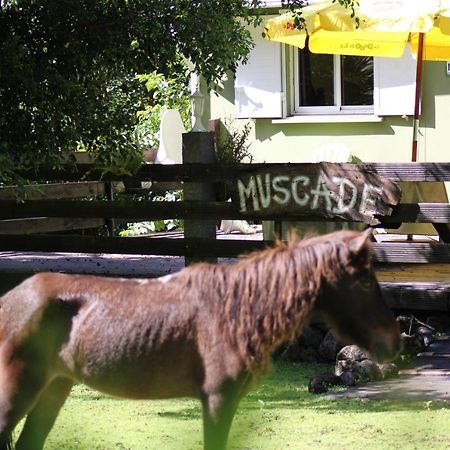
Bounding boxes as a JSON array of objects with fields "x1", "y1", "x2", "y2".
[
  {"x1": 235, "y1": 21, "x2": 284, "y2": 118},
  {"x1": 374, "y1": 45, "x2": 417, "y2": 116}
]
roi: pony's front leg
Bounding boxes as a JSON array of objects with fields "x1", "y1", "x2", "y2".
[{"x1": 201, "y1": 392, "x2": 239, "y2": 450}]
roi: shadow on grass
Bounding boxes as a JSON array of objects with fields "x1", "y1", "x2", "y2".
[
  {"x1": 156, "y1": 406, "x2": 201, "y2": 420},
  {"x1": 77, "y1": 360, "x2": 448, "y2": 424}
]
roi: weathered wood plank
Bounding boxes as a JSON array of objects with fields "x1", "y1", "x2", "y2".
[
  {"x1": 0, "y1": 200, "x2": 215, "y2": 220},
  {"x1": 141, "y1": 162, "x2": 450, "y2": 182},
  {"x1": 375, "y1": 263, "x2": 450, "y2": 282},
  {"x1": 372, "y1": 243, "x2": 450, "y2": 263},
  {"x1": 0, "y1": 182, "x2": 105, "y2": 200},
  {"x1": 0, "y1": 218, "x2": 106, "y2": 234},
  {"x1": 0, "y1": 235, "x2": 450, "y2": 263},
  {"x1": 381, "y1": 282, "x2": 450, "y2": 311},
  {"x1": 16, "y1": 162, "x2": 450, "y2": 183},
  {"x1": 380, "y1": 203, "x2": 450, "y2": 224},
  {"x1": 0, "y1": 235, "x2": 264, "y2": 256},
  {"x1": 0, "y1": 199, "x2": 449, "y2": 223},
  {"x1": 233, "y1": 162, "x2": 401, "y2": 226}
]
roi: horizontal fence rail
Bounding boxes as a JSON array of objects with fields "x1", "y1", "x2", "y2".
[
  {"x1": 0, "y1": 235, "x2": 449, "y2": 263},
  {"x1": 1, "y1": 160, "x2": 450, "y2": 311},
  {"x1": 16, "y1": 162, "x2": 450, "y2": 182},
  {"x1": 0, "y1": 200, "x2": 450, "y2": 224}
]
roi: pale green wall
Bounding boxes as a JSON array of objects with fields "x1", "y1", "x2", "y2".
[
  {"x1": 210, "y1": 61, "x2": 450, "y2": 164},
  {"x1": 419, "y1": 61, "x2": 450, "y2": 162}
]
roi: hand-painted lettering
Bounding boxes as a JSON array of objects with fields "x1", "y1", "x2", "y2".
[
  {"x1": 237, "y1": 177, "x2": 260, "y2": 212},
  {"x1": 292, "y1": 175, "x2": 310, "y2": 206},
  {"x1": 332, "y1": 177, "x2": 358, "y2": 214},
  {"x1": 311, "y1": 175, "x2": 332, "y2": 211},
  {"x1": 237, "y1": 172, "x2": 385, "y2": 221},
  {"x1": 272, "y1": 175, "x2": 291, "y2": 205},
  {"x1": 360, "y1": 183, "x2": 383, "y2": 215}
]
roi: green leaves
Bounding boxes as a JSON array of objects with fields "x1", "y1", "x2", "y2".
[
  {"x1": 135, "y1": 65, "x2": 191, "y2": 149},
  {"x1": 119, "y1": 190, "x2": 183, "y2": 236},
  {"x1": 0, "y1": 0, "x2": 265, "y2": 182},
  {"x1": 282, "y1": 0, "x2": 360, "y2": 32}
]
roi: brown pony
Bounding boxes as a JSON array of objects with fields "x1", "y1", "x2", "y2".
[{"x1": 0, "y1": 229, "x2": 400, "y2": 450}]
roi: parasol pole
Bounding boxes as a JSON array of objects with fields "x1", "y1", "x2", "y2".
[{"x1": 411, "y1": 32, "x2": 425, "y2": 162}]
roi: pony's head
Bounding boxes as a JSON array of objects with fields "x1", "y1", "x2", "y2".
[{"x1": 312, "y1": 229, "x2": 401, "y2": 363}]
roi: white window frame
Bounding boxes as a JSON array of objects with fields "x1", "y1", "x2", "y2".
[
  {"x1": 292, "y1": 47, "x2": 375, "y2": 116},
  {"x1": 235, "y1": 32, "x2": 416, "y2": 121}
]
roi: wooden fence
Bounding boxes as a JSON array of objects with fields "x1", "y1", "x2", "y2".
[{"x1": 1, "y1": 153, "x2": 450, "y2": 311}]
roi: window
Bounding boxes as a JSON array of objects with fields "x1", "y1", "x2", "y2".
[
  {"x1": 294, "y1": 45, "x2": 374, "y2": 115},
  {"x1": 234, "y1": 21, "x2": 416, "y2": 120}
]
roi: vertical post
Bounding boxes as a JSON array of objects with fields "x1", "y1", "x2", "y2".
[
  {"x1": 411, "y1": 32, "x2": 425, "y2": 162},
  {"x1": 274, "y1": 220, "x2": 283, "y2": 240},
  {"x1": 183, "y1": 131, "x2": 217, "y2": 265},
  {"x1": 104, "y1": 180, "x2": 115, "y2": 236}
]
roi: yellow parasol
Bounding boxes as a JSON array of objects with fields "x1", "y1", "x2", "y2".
[{"x1": 264, "y1": 0, "x2": 450, "y2": 161}]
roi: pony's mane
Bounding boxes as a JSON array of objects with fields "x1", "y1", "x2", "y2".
[{"x1": 184, "y1": 230, "x2": 370, "y2": 372}]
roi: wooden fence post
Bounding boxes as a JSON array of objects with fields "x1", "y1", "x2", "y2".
[{"x1": 182, "y1": 131, "x2": 217, "y2": 265}]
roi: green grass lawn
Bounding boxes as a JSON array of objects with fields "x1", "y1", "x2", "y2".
[{"x1": 24, "y1": 361, "x2": 449, "y2": 450}]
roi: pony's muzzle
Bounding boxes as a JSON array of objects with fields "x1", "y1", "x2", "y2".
[{"x1": 371, "y1": 335, "x2": 402, "y2": 363}]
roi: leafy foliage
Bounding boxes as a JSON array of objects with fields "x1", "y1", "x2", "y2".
[
  {"x1": 216, "y1": 119, "x2": 254, "y2": 201},
  {"x1": 216, "y1": 119, "x2": 253, "y2": 165},
  {"x1": 281, "y1": 0, "x2": 360, "y2": 30},
  {"x1": 0, "y1": 1, "x2": 358, "y2": 183},
  {"x1": 119, "y1": 190, "x2": 183, "y2": 236},
  {"x1": 0, "y1": 0, "x2": 266, "y2": 181},
  {"x1": 135, "y1": 66, "x2": 191, "y2": 150}
]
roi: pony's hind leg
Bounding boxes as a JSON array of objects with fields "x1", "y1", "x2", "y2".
[
  {"x1": 0, "y1": 349, "x2": 49, "y2": 450},
  {"x1": 0, "y1": 291, "x2": 80, "y2": 450},
  {"x1": 15, "y1": 377, "x2": 73, "y2": 450}
]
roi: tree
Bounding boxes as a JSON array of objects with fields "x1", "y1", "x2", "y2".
[
  {"x1": 0, "y1": 1, "x2": 356, "y2": 182},
  {"x1": 0, "y1": 0, "x2": 264, "y2": 181}
]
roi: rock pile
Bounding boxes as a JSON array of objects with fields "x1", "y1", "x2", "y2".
[{"x1": 276, "y1": 313, "x2": 450, "y2": 394}]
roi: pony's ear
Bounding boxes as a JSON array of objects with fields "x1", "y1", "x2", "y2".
[{"x1": 348, "y1": 228, "x2": 373, "y2": 257}]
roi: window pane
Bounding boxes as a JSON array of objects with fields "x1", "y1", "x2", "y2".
[
  {"x1": 298, "y1": 49, "x2": 334, "y2": 106},
  {"x1": 341, "y1": 56, "x2": 374, "y2": 106}
]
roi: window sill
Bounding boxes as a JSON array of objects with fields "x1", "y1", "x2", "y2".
[{"x1": 272, "y1": 114, "x2": 383, "y2": 124}]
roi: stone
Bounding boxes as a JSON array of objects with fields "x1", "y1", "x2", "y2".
[
  {"x1": 318, "y1": 331, "x2": 342, "y2": 362},
  {"x1": 416, "y1": 326, "x2": 434, "y2": 348},
  {"x1": 308, "y1": 373, "x2": 342, "y2": 394},
  {"x1": 336, "y1": 345, "x2": 370, "y2": 362},
  {"x1": 377, "y1": 363, "x2": 399, "y2": 379},
  {"x1": 335, "y1": 359, "x2": 362, "y2": 376},
  {"x1": 279, "y1": 339, "x2": 321, "y2": 362},
  {"x1": 359, "y1": 359, "x2": 382, "y2": 382},
  {"x1": 278, "y1": 325, "x2": 325, "y2": 362},
  {"x1": 301, "y1": 326, "x2": 326, "y2": 349},
  {"x1": 339, "y1": 371, "x2": 357, "y2": 387}
]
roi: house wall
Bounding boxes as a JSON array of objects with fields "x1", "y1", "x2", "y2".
[{"x1": 209, "y1": 61, "x2": 450, "y2": 164}]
